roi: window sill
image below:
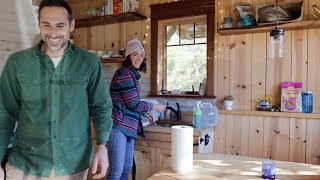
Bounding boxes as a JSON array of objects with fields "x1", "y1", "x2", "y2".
[{"x1": 148, "y1": 94, "x2": 216, "y2": 99}]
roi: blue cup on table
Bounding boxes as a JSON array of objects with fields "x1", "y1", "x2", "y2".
[{"x1": 262, "y1": 160, "x2": 276, "y2": 179}]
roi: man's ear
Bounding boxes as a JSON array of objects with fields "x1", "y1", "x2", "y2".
[{"x1": 70, "y1": 18, "x2": 75, "y2": 32}]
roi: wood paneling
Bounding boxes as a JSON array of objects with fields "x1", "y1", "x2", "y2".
[
  {"x1": 225, "y1": 115, "x2": 249, "y2": 156},
  {"x1": 134, "y1": 146, "x2": 157, "y2": 180},
  {"x1": 229, "y1": 34, "x2": 252, "y2": 110},
  {"x1": 251, "y1": 32, "x2": 267, "y2": 109},
  {"x1": 307, "y1": 29, "x2": 320, "y2": 113},
  {"x1": 248, "y1": 116, "x2": 264, "y2": 158},
  {"x1": 263, "y1": 117, "x2": 290, "y2": 161},
  {"x1": 306, "y1": 119, "x2": 320, "y2": 165},
  {"x1": 289, "y1": 118, "x2": 306, "y2": 163},
  {"x1": 216, "y1": 0, "x2": 320, "y2": 113},
  {"x1": 214, "y1": 114, "x2": 227, "y2": 153}
]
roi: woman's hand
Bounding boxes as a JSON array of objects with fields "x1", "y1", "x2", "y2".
[
  {"x1": 153, "y1": 104, "x2": 166, "y2": 112},
  {"x1": 0, "y1": 166, "x2": 4, "y2": 180}
]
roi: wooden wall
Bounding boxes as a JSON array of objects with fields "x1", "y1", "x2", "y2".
[
  {"x1": 71, "y1": 0, "x2": 319, "y2": 113},
  {"x1": 0, "y1": 0, "x2": 40, "y2": 74},
  {"x1": 71, "y1": 0, "x2": 320, "y2": 165},
  {"x1": 216, "y1": 0, "x2": 320, "y2": 113},
  {"x1": 215, "y1": 113, "x2": 320, "y2": 164}
]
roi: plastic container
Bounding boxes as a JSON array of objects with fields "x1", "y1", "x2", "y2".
[
  {"x1": 302, "y1": 90, "x2": 313, "y2": 113},
  {"x1": 200, "y1": 101, "x2": 218, "y2": 128},
  {"x1": 222, "y1": 17, "x2": 234, "y2": 28},
  {"x1": 262, "y1": 160, "x2": 276, "y2": 179},
  {"x1": 193, "y1": 101, "x2": 202, "y2": 128}
]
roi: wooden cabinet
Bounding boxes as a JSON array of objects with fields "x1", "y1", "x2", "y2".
[
  {"x1": 133, "y1": 146, "x2": 157, "y2": 179},
  {"x1": 133, "y1": 127, "x2": 214, "y2": 180},
  {"x1": 155, "y1": 148, "x2": 171, "y2": 172}
]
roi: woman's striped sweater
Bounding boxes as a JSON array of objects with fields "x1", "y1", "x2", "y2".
[{"x1": 109, "y1": 66, "x2": 153, "y2": 139}]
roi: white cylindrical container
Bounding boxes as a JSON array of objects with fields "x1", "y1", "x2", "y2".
[{"x1": 171, "y1": 125, "x2": 193, "y2": 174}]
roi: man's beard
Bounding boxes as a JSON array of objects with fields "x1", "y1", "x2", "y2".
[{"x1": 44, "y1": 36, "x2": 69, "y2": 52}]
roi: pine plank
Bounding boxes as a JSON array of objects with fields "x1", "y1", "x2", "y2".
[
  {"x1": 104, "y1": 24, "x2": 120, "y2": 51},
  {"x1": 306, "y1": 119, "x2": 320, "y2": 165},
  {"x1": 229, "y1": 34, "x2": 252, "y2": 110},
  {"x1": 96, "y1": 25, "x2": 105, "y2": 51},
  {"x1": 134, "y1": 146, "x2": 157, "y2": 180},
  {"x1": 248, "y1": 116, "x2": 264, "y2": 158},
  {"x1": 291, "y1": 29, "x2": 308, "y2": 89},
  {"x1": 213, "y1": 114, "x2": 227, "y2": 153},
  {"x1": 263, "y1": 117, "x2": 290, "y2": 161},
  {"x1": 225, "y1": 115, "x2": 249, "y2": 156},
  {"x1": 90, "y1": 26, "x2": 97, "y2": 51},
  {"x1": 126, "y1": 21, "x2": 142, "y2": 41},
  {"x1": 155, "y1": 148, "x2": 171, "y2": 173},
  {"x1": 289, "y1": 118, "x2": 307, "y2": 163},
  {"x1": 307, "y1": 29, "x2": 320, "y2": 113},
  {"x1": 251, "y1": 32, "x2": 267, "y2": 109},
  {"x1": 216, "y1": 0, "x2": 231, "y2": 109}
]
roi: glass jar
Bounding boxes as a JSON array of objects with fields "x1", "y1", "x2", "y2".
[{"x1": 222, "y1": 17, "x2": 234, "y2": 28}]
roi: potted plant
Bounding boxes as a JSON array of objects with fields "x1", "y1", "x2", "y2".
[{"x1": 223, "y1": 96, "x2": 234, "y2": 110}]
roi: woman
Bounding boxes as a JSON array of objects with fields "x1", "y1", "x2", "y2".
[{"x1": 108, "y1": 38, "x2": 166, "y2": 180}]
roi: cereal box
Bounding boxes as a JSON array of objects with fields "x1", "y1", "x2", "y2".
[{"x1": 281, "y1": 82, "x2": 302, "y2": 112}]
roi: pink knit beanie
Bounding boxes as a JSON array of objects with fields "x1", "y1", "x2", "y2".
[{"x1": 125, "y1": 38, "x2": 145, "y2": 58}]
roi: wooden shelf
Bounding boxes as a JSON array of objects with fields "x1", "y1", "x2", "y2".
[
  {"x1": 149, "y1": 94, "x2": 216, "y2": 99},
  {"x1": 218, "y1": 20, "x2": 320, "y2": 36},
  {"x1": 100, "y1": 57, "x2": 125, "y2": 63},
  {"x1": 219, "y1": 109, "x2": 320, "y2": 120},
  {"x1": 75, "y1": 12, "x2": 147, "y2": 28}
]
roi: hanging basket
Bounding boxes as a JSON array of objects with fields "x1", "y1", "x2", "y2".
[{"x1": 255, "y1": 1, "x2": 303, "y2": 25}]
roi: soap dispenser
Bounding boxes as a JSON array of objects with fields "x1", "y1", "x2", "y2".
[{"x1": 193, "y1": 101, "x2": 202, "y2": 128}]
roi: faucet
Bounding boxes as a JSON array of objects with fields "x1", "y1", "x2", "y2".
[{"x1": 166, "y1": 103, "x2": 181, "y2": 121}]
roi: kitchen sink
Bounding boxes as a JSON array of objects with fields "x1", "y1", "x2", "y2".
[{"x1": 146, "y1": 120, "x2": 193, "y2": 128}]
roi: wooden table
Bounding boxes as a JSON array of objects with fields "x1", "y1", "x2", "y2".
[{"x1": 147, "y1": 153, "x2": 320, "y2": 180}]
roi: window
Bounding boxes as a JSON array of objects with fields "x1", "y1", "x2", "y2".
[
  {"x1": 150, "y1": 0, "x2": 214, "y2": 97},
  {"x1": 162, "y1": 16, "x2": 207, "y2": 92}
]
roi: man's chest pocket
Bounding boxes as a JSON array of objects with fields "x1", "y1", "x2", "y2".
[
  {"x1": 63, "y1": 75, "x2": 89, "y2": 85},
  {"x1": 61, "y1": 75, "x2": 89, "y2": 103},
  {"x1": 18, "y1": 76, "x2": 47, "y2": 103}
]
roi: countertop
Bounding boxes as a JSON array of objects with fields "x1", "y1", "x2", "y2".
[
  {"x1": 143, "y1": 124, "x2": 212, "y2": 136},
  {"x1": 147, "y1": 153, "x2": 320, "y2": 180}
]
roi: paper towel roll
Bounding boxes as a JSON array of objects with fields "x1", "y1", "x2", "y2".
[{"x1": 171, "y1": 125, "x2": 193, "y2": 174}]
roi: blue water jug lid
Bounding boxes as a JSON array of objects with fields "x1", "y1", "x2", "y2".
[{"x1": 305, "y1": 90, "x2": 313, "y2": 94}]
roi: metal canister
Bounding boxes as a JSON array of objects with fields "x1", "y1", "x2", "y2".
[{"x1": 302, "y1": 90, "x2": 313, "y2": 113}]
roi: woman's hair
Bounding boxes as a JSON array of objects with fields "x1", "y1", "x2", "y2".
[
  {"x1": 38, "y1": 0, "x2": 74, "y2": 23},
  {"x1": 122, "y1": 56, "x2": 147, "y2": 73}
]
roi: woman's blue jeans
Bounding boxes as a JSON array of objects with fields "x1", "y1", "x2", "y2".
[{"x1": 107, "y1": 129, "x2": 134, "y2": 180}]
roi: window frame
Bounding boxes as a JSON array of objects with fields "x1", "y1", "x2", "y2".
[
  {"x1": 150, "y1": 0, "x2": 215, "y2": 97},
  {"x1": 160, "y1": 15, "x2": 208, "y2": 92}
]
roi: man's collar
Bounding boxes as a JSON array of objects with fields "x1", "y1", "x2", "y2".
[{"x1": 32, "y1": 40, "x2": 77, "y2": 57}]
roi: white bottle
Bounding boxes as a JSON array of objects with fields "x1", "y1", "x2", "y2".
[{"x1": 165, "y1": 102, "x2": 170, "y2": 120}]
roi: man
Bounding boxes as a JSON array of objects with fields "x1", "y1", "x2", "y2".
[{"x1": 0, "y1": 0, "x2": 112, "y2": 179}]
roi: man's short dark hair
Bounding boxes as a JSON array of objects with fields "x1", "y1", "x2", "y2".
[{"x1": 38, "y1": 0, "x2": 74, "y2": 22}]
